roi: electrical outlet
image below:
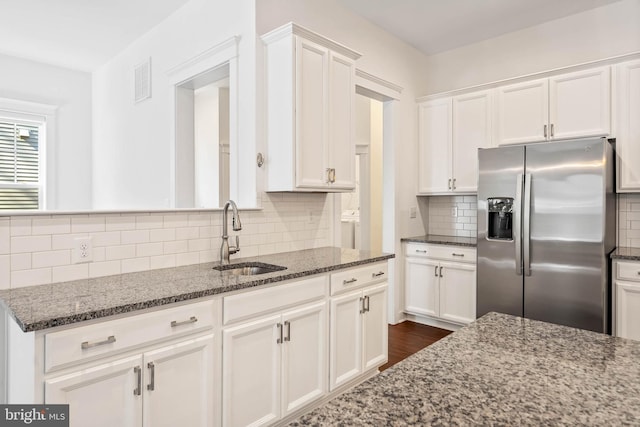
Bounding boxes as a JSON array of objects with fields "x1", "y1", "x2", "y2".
[
  {"x1": 73, "y1": 236, "x2": 93, "y2": 264},
  {"x1": 451, "y1": 207, "x2": 458, "y2": 217},
  {"x1": 410, "y1": 207, "x2": 417, "y2": 219}
]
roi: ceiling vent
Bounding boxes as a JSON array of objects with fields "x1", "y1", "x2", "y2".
[{"x1": 134, "y1": 58, "x2": 152, "y2": 103}]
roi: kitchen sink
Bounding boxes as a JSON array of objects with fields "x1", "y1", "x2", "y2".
[{"x1": 212, "y1": 262, "x2": 287, "y2": 276}]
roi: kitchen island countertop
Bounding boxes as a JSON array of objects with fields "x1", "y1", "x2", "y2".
[
  {"x1": 0, "y1": 247, "x2": 393, "y2": 332},
  {"x1": 290, "y1": 312, "x2": 640, "y2": 426}
]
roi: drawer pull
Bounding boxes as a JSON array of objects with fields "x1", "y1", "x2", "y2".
[
  {"x1": 147, "y1": 362, "x2": 155, "y2": 391},
  {"x1": 133, "y1": 366, "x2": 141, "y2": 396},
  {"x1": 81, "y1": 335, "x2": 116, "y2": 350},
  {"x1": 170, "y1": 316, "x2": 198, "y2": 328},
  {"x1": 415, "y1": 249, "x2": 427, "y2": 254},
  {"x1": 372, "y1": 271, "x2": 385, "y2": 278},
  {"x1": 343, "y1": 278, "x2": 358, "y2": 285},
  {"x1": 452, "y1": 253, "x2": 465, "y2": 257}
]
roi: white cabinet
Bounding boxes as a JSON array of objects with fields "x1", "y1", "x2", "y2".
[
  {"x1": 614, "y1": 260, "x2": 640, "y2": 341},
  {"x1": 418, "y1": 90, "x2": 492, "y2": 194},
  {"x1": 44, "y1": 300, "x2": 218, "y2": 427},
  {"x1": 496, "y1": 67, "x2": 610, "y2": 145},
  {"x1": 329, "y1": 263, "x2": 388, "y2": 391},
  {"x1": 221, "y1": 275, "x2": 328, "y2": 426},
  {"x1": 263, "y1": 22, "x2": 361, "y2": 192},
  {"x1": 404, "y1": 243, "x2": 476, "y2": 328},
  {"x1": 614, "y1": 59, "x2": 640, "y2": 192}
]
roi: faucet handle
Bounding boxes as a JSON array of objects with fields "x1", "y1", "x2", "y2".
[{"x1": 229, "y1": 236, "x2": 240, "y2": 254}]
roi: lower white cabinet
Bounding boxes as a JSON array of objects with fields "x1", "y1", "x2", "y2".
[
  {"x1": 614, "y1": 260, "x2": 640, "y2": 341},
  {"x1": 222, "y1": 301, "x2": 327, "y2": 426},
  {"x1": 404, "y1": 243, "x2": 476, "y2": 327},
  {"x1": 45, "y1": 333, "x2": 216, "y2": 427},
  {"x1": 329, "y1": 282, "x2": 387, "y2": 391}
]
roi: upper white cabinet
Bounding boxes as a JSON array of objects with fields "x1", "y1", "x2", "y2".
[
  {"x1": 418, "y1": 90, "x2": 492, "y2": 194},
  {"x1": 615, "y1": 59, "x2": 640, "y2": 192},
  {"x1": 262, "y1": 23, "x2": 361, "y2": 192},
  {"x1": 496, "y1": 67, "x2": 611, "y2": 145}
]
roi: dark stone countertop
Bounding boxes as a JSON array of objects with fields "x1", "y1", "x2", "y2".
[
  {"x1": 401, "y1": 234, "x2": 477, "y2": 247},
  {"x1": 611, "y1": 246, "x2": 640, "y2": 261},
  {"x1": 0, "y1": 247, "x2": 394, "y2": 332},
  {"x1": 290, "y1": 312, "x2": 640, "y2": 426}
]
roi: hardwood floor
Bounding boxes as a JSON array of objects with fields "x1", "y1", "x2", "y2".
[{"x1": 379, "y1": 321, "x2": 452, "y2": 371}]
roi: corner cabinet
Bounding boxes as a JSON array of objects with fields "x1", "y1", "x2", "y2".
[
  {"x1": 262, "y1": 22, "x2": 361, "y2": 192},
  {"x1": 614, "y1": 59, "x2": 640, "y2": 192},
  {"x1": 404, "y1": 242, "x2": 476, "y2": 329},
  {"x1": 418, "y1": 90, "x2": 492, "y2": 195}
]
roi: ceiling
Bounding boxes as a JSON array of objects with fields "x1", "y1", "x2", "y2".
[
  {"x1": 338, "y1": 0, "x2": 622, "y2": 56},
  {"x1": 0, "y1": 0, "x2": 623, "y2": 72}
]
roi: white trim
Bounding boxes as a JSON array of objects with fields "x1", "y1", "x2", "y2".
[
  {"x1": 355, "y1": 69, "x2": 403, "y2": 100},
  {"x1": 417, "y1": 50, "x2": 640, "y2": 102}
]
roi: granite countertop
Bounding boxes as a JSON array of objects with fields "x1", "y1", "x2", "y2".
[
  {"x1": 611, "y1": 246, "x2": 640, "y2": 261},
  {"x1": 291, "y1": 312, "x2": 640, "y2": 426},
  {"x1": 401, "y1": 234, "x2": 477, "y2": 247},
  {"x1": 0, "y1": 247, "x2": 394, "y2": 332}
]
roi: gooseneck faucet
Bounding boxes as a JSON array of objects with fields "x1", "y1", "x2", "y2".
[{"x1": 220, "y1": 200, "x2": 242, "y2": 264}]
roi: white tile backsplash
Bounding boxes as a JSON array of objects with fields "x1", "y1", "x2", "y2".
[
  {"x1": 619, "y1": 193, "x2": 640, "y2": 248},
  {"x1": 0, "y1": 192, "x2": 331, "y2": 288},
  {"x1": 427, "y1": 195, "x2": 478, "y2": 237}
]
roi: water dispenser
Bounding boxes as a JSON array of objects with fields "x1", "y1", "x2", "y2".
[{"x1": 487, "y1": 198, "x2": 514, "y2": 240}]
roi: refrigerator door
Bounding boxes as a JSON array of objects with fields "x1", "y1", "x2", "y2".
[
  {"x1": 524, "y1": 138, "x2": 610, "y2": 332},
  {"x1": 477, "y1": 146, "x2": 525, "y2": 318}
]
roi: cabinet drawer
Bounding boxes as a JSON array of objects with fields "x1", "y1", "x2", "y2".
[
  {"x1": 223, "y1": 275, "x2": 328, "y2": 325},
  {"x1": 406, "y1": 243, "x2": 476, "y2": 263},
  {"x1": 45, "y1": 299, "x2": 216, "y2": 372},
  {"x1": 617, "y1": 262, "x2": 640, "y2": 282},
  {"x1": 330, "y1": 263, "x2": 388, "y2": 295}
]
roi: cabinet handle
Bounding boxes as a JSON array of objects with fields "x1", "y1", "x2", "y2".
[
  {"x1": 364, "y1": 295, "x2": 370, "y2": 313},
  {"x1": 359, "y1": 297, "x2": 366, "y2": 314},
  {"x1": 372, "y1": 271, "x2": 385, "y2": 278},
  {"x1": 170, "y1": 316, "x2": 198, "y2": 328},
  {"x1": 452, "y1": 178, "x2": 456, "y2": 190},
  {"x1": 343, "y1": 278, "x2": 358, "y2": 285},
  {"x1": 415, "y1": 249, "x2": 427, "y2": 254},
  {"x1": 544, "y1": 124, "x2": 548, "y2": 138},
  {"x1": 81, "y1": 335, "x2": 116, "y2": 350},
  {"x1": 550, "y1": 123, "x2": 554, "y2": 138},
  {"x1": 452, "y1": 253, "x2": 465, "y2": 257},
  {"x1": 331, "y1": 168, "x2": 336, "y2": 183},
  {"x1": 133, "y1": 366, "x2": 141, "y2": 396},
  {"x1": 434, "y1": 266, "x2": 438, "y2": 277},
  {"x1": 326, "y1": 168, "x2": 332, "y2": 184},
  {"x1": 284, "y1": 320, "x2": 291, "y2": 342},
  {"x1": 448, "y1": 178, "x2": 452, "y2": 190},
  {"x1": 147, "y1": 362, "x2": 155, "y2": 391},
  {"x1": 276, "y1": 323, "x2": 283, "y2": 344},
  {"x1": 439, "y1": 266, "x2": 443, "y2": 278}
]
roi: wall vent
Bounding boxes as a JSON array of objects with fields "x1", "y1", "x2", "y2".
[{"x1": 134, "y1": 58, "x2": 152, "y2": 103}]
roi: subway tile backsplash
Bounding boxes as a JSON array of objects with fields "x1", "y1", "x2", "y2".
[
  {"x1": 618, "y1": 193, "x2": 640, "y2": 248},
  {"x1": 427, "y1": 195, "x2": 478, "y2": 237},
  {"x1": 0, "y1": 192, "x2": 331, "y2": 289}
]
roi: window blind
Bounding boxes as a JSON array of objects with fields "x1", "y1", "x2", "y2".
[{"x1": 0, "y1": 120, "x2": 40, "y2": 210}]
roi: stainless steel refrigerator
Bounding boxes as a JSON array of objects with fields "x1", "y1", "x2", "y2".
[{"x1": 476, "y1": 137, "x2": 615, "y2": 333}]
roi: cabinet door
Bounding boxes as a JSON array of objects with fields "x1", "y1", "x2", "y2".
[
  {"x1": 329, "y1": 290, "x2": 362, "y2": 391},
  {"x1": 615, "y1": 59, "x2": 640, "y2": 191},
  {"x1": 222, "y1": 314, "x2": 281, "y2": 427},
  {"x1": 439, "y1": 261, "x2": 477, "y2": 325},
  {"x1": 616, "y1": 281, "x2": 640, "y2": 341},
  {"x1": 452, "y1": 90, "x2": 492, "y2": 192},
  {"x1": 143, "y1": 334, "x2": 216, "y2": 427},
  {"x1": 281, "y1": 302, "x2": 327, "y2": 417},
  {"x1": 418, "y1": 98, "x2": 452, "y2": 193},
  {"x1": 295, "y1": 37, "x2": 329, "y2": 189},
  {"x1": 362, "y1": 283, "x2": 388, "y2": 371},
  {"x1": 496, "y1": 78, "x2": 548, "y2": 145},
  {"x1": 404, "y1": 257, "x2": 439, "y2": 317},
  {"x1": 45, "y1": 355, "x2": 143, "y2": 427},
  {"x1": 328, "y1": 51, "x2": 356, "y2": 190},
  {"x1": 549, "y1": 66, "x2": 610, "y2": 140}
]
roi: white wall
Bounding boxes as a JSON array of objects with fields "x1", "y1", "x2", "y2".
[
  {"x1": 92, "y1": 0, "x2": 257, "y2": 209},
  {"x1": 0, "y1": 53, "x2": 92, "y2": 210},
  {"x1": 421, "y1": 0, "x2": 640, "y2": 95}
]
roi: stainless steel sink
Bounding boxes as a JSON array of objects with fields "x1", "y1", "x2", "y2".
[{"x1": 212, "y1": 262, "x2": 287, "y2": 276}]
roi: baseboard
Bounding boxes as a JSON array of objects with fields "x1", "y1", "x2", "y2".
[{"x1": 404, "y1": 313, "x2": 464, "y2": 332}]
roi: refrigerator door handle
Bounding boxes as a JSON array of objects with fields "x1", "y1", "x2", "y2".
[
  {"x1": 515, "y1": 174, "x2": 523, "y2": 276},
  {"x1": 523, "y1": 174, "x2": 532, "y2": 276}
]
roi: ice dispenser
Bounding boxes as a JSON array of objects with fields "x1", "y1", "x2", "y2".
[{"x1": 487, "y1": 198, "x2": 514, "y2": 240}]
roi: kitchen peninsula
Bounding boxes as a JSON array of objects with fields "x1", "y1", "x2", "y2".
[{"x1": 291, "y1": 312, "x2": 640, "y2": 426}]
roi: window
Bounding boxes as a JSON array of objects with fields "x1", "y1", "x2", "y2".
[{"x1": 0, "y1": 114, "x2": 44, "y2": 210}]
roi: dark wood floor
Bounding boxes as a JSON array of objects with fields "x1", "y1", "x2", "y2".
[{"x1": 379, "y1": 321, "x2": 452, "y2": 371}]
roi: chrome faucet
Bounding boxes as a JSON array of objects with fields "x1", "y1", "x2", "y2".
[{"x1": 220, "y1": 200, "x2": 242, "y2": 264}]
